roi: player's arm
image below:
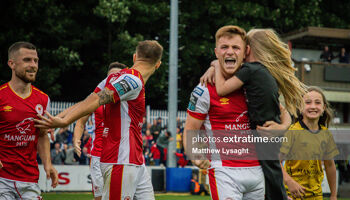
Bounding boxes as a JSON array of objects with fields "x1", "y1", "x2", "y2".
[
  {"x1": 184, "y1": 115, "x2": 210, "y2": 169},
  {"x1": 56, "y1": 101, "x2": 82, "y2": 118},
  {"x1": 324, "y1": 160, "x2": 337, "y2": 200},
  {"x1": 214, "y1": 61, "x2": 243, "y2": 96},
  {"x1": 35, "y1": 90, "x2": 111, "y2": 129},
  {"x1": 37, "y1": 129, "x2": 58, "y2": 188},
  {"x1": 73, "y1": 114, "x2": 90, "y2": 157}
]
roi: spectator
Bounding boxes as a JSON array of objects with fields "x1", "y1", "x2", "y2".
[
  {"x1": 156, "y1": 130, "x2": 173, "y2": 166},
  {"x1": 338, "y1": 47, "x2": 349, "y2": 63},
  {"x1": 51, "y1": 142, "x2": 65, "y2": 165},
  {"x1": 150, "y1": 119, "x2": 162, "y2": 141},
  {"x1": 86, "y1": 119, "x2": 94, "y2": 135},
  {"x1": 150, "y1": 142, "x2": 161, "y2": 166},
  {"x1": 175, "y1": 152, "x2": 188, "y2": 168},
  {"x1": 320, "y1": 45, "x2": 334, "y2": 62},
  {"x1": 63, "y1": 143, "x2": 78, "y2": 165},
  {"x1": 141, "y1": 116, "x2": 148, "y2": 135},
  {"x1": 176, "y1": 128, "x2": 183, "y2": 153},
  {"x1": 144, "y1": 148, "x2": 151, "y2": 166},
  {"x1": 190, "y1": 173, "x2": 209, "y2": 195},
  {"x1": 55, "y1": 126, "x2": 72, "y2": 145},
  {"x1": 145, "y1": 129, "x2": 153, "y2": 149}
]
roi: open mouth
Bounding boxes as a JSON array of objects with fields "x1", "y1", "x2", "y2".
[{"x1": 225, "y1": 58, "x2": 237, "y2": 66}]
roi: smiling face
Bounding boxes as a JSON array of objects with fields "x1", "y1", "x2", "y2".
[
  {"x1": 215, "y1": 35, "x2": 246, "y2": 78},
  {"x1": 9, "y1": 48, "x2": 39, "y2": 83},
  {"x1": 302, "y1": 91, "x2": 325, "y2": 121}
]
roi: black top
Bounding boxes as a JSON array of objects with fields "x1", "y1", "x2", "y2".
[{"x1": 235, "y1": 62, "x2": 280, "y2": 129}]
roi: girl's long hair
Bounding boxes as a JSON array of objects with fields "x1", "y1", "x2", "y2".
[{"x1": 247, "y1": 29, "x2": 307, "y2": 117}]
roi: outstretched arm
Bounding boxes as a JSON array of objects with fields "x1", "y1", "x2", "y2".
[
  {"x1": 214, "y1": 61, "x2": 243, "y2": 96},
  {"x1": 35, "y1": 88, "x2": 114, "y2": 129}
]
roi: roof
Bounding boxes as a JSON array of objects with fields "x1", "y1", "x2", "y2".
[{"x1": 281, "y1": 27, "x2": 350, "y2": 50}]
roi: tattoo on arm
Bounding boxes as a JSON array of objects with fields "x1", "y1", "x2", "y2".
[{"x1": 97, "y1": 89, "x2": 114, "y2": 105}]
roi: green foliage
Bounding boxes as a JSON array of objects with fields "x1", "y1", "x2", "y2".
[
  {"x1": 94, "y1": 0, "x2": 130, "y2": 23},
  {"x1": 1, "y1": 0, "x2": 350, "y2": 108}
]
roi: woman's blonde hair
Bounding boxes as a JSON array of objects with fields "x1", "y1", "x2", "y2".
[{"x1": 247, "y1": 28, "x2": 307, "y2": 117}]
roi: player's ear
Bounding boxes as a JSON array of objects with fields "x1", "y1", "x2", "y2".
[
  {"x1": 133, "y1": 53, "x2": 136, "y2": 63},
  {"x1": 155, "y1": 60, "x2": 161, "y2": 70},
  {"x1": 214, "y1": 48, "x2": 219, "y2": 59},
  {"x1": 8, "y1": 59, "x2": 15, "y2": 70}
]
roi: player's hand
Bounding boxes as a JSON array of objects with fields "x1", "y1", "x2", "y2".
[
  {"x1": 44, "y1": 165, "x2": 58, "y2": 188},
  {"x1": 0, "y1": 161, "x2": 3, "y2": 169},
  {"x1": 200, "y1": 60, "x2": 217, "y2": 87},
  {"x1": 192, "y1": 160, "x2": 210, "y2": 169},
  {"x1": 256, "y1": 121, "x2": 285, "y2": 137},
  {"x1": 73, "y1": 139, "x2": 82, "y2": 157},
  {"x1": 286, "y1": 178, "x2": 306, "y2": 198},
  {"x1": 34, "y1": 111, "x2": 67, "y2": 129}
]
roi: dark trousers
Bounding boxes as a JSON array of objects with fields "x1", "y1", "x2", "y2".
[{"x1": 259, "y1": 160, "x2": 288, "y2": 200}]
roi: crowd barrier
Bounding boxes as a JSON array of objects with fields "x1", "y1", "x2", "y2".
[{"x1": 38, "y1": 165, "x2": 337, "y2": 194}]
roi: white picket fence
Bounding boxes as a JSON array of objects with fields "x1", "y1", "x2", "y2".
[{"x1": 50, "y1": 101, "x2": 187, "y2": 131}]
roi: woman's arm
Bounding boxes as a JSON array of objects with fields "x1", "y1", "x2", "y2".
[{"x1": 214, "y1": 62, "x2": 243, "y2": 96}]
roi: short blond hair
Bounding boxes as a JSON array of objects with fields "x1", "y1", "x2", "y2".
[{"x1": 215, "y1": 25, "x2": 247, "y2": 46}]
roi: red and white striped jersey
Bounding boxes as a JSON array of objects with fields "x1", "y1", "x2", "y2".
[
  {"x1": 187, "y1": 83, "x2": 259, "y2": 168},
  {"x1": 0, "y1": 83, "x2": 50, "y2": 182},
  {"x1": 96, "y1": 68, "x2": 145, "y2": 165}
]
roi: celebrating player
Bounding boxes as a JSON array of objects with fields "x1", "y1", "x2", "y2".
[
  {"x1": 34, "y1": 40, "x2": 163, "y2": 200},
  {"x1": 184, "y1": 26, "x2": 291, "y2": 200},
  {"x1": 0, "y1": 42, "x2": 58, "y2": 199},
  {"x1": 73, "y1": 62, "x2": 126, "y2": 200}
]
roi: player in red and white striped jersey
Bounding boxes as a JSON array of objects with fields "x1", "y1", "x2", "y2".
[
  {"x1": 0, "y1": 42, "x2": 58, "y2": 199},
  {"x1": 35, "y1": 40, "x2": 163, "y2": 200},
  {"x1": 73, "y1": 62, "x2": 126, "y2": 200},
  {"x1": 184, "y1": 26, "x2": 290, "y2": 200}
]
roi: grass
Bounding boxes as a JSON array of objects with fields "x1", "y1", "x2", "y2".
[{"x1": 42, "y1": 193, "x2": 350, "y2": 200}]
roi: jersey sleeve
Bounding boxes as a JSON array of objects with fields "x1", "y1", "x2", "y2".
[
  {"x1": 94, "y1": 78, "x2": 107, "y2": 93},
  {"x1": 235, "y1": 64, "x2": 251, "y2": 83},
  {"x1": 105, "y1": 74, "x2": 142, "y2": 102},
  {"x1": 323, "y1": 130, "x2": 339, "y2": 160},
  {"x1": 279, "y1": 130, "x2": 294, "y2": 156},
  {"x1": 187, "y1": 84, "x2": 209, "y2": 120}
]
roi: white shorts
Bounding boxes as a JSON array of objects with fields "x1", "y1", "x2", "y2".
[
  {"x1": 100, "y1": 164, "x2": 154, "y2": 200},
  {"x1": 90, "y1": 156, "x2": 103, "y2": 197},
  {"x1": 208, "y1": 166, "x2": 265, "y2": 200},
  {"x1": 0, "y1": 178, "x2": 42, "y2": 200}
]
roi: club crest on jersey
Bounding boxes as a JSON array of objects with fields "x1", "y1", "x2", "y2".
[
  {"x1": 188, "y1": 94, "x2": 198, "y2": 111},
  {"x1": 124, "y1": 76, "x2": 138, "y2": 89},
  {"x1": 113, "y1": 80, "x2": 131, "y2": 96},
  {"x1": 2, "y1": 105, "x2": 13, "y2": 112},
  {"x1": 193, "y1": 86, "x2": 204, "y2": 96},
  {"x1": 35, "y1": 104, "x2": 44, "y2": 115},
  {"x1": 219, "y1": 98, "x2": 229, "y2": 105},
  {"x1": 16, "y1": 117, "x2": 34, "y2": 134}
]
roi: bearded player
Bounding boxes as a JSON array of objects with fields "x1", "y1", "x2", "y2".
[{"x1": 0, "y1": 42, "x2": 58, "y2": 199}]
